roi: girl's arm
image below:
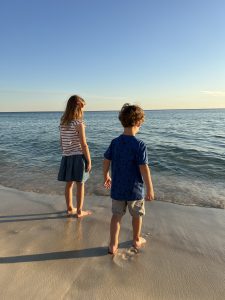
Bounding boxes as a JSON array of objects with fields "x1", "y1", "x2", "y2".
[
  {"x1": 59, "y1": 124, "x2": 63, "y2": 149},
  {"x1": 78, "y1": 123, "x2": 92, "y2": 172},
  {"x1": 60, "y1": 132, "x2": 62, "y2": 148}
]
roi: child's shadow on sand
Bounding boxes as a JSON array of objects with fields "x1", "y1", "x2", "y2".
[
  {"x1": 0, "y1": 211, "x2": 133, "y2": 263},
  {"x1": 0, "y1": 241, "x2": 132, "y2": 264},
  {"x1": 0, "y1": 211, "x2": 66, "y2": 223},
  {"x1": 0, "y1": 247, "x2": 107, "y2": 263}
]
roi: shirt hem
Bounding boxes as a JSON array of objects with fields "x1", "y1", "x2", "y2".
[
  {"x1": 62, "y1": 152, "x2": 83, "y2": 156},
  {"x1": 111, "y1": 197, "x2": 144, "y2": 201}
]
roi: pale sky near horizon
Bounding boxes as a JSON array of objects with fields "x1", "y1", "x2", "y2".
[{"x1": 0, "y1": 0, "x2": 225, "y2": 112}]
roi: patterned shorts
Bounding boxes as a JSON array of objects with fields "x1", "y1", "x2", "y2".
[{"x1": 112, "y1": 199, "x2": 145, "y2": 217}]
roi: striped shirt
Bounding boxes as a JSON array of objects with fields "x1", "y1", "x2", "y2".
[{"x1": 60, "y1": 120, "x2": 84, "y2": 156}]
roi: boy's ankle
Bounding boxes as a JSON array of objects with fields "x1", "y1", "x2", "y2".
[
  {"x1": 109, "y1": 243, "x2": 118, "y2": 254},
  {"x1": 133, "y1": 237, "x2": 147, "y2": 249}
]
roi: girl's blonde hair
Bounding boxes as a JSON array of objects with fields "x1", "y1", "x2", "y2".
[{"x1": 61, "y1": 95, "x2": 86, "y2": 125}]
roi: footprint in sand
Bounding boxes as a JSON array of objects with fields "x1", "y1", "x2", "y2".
[
  {"x1": 111, "y1": 247, "x2": 140, "y2": 266},
  {"x1": 110, "y1": 234, "x2": 152, "y2": 265},
  {"x1": 9, "y1": 230, "x2": 20, "y2": 234},
  {"x1": 143, "y1": 232, "x2": 152, "y2": 238}
]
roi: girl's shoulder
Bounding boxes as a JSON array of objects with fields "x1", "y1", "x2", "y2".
[{"x1": 72, "y1": 119, "x2": 85, "y2": 126}]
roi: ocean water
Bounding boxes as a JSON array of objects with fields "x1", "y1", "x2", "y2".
[{"x1": 0, "y1": 109, "x2": 225, "y2": 209}]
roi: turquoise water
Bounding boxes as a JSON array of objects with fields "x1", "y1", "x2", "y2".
[{"x1": 0, "y1": 109, "x2": 225, "y2": 208}]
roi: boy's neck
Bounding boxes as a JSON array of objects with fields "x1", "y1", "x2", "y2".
[{"x1": 123, "y1": 127, "x2": 137, "y2": 136}]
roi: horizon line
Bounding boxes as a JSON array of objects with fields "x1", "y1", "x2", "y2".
[{"x1": 0, "y1": 107, "x2": 225, "y2": 113}]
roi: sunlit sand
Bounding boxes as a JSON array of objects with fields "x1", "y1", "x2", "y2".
[{"x1": 0, "y1": 186, "x2": 224, "y2": 299}]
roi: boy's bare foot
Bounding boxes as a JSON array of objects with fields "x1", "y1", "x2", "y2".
[
  {"x1": 76, "y1": 210, "x2": 92, "y2": 218},
  {"x1": 133, "y1": 237, "x2": 147, "y2": 249},
  {"x1": 108, "y1": 245, "x2": 118, "y2": 255}
]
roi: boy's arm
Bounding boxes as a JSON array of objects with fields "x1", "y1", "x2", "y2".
[
  {"x1": 139, "y1": 164, "x2": 154, "y2": 201},
  {"x1": 103, "y1": 159, "x2": 112, "y2": 189}
]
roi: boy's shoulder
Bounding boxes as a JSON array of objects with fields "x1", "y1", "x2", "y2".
[
  {"x1": 134, "y1": 136, "x2": 146, "y2": 146},
  {"x1": 110, "y1": 135, "x2": 146, "y2": 148},
  {"x1": 108, "y1": 135, "x2": 121, "y2": 146}
]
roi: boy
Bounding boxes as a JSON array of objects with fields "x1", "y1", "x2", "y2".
[{"x1": 103, "y1": 103, "x2": 154, "y2": 255}]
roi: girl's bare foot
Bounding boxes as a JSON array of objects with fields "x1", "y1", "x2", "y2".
[
  {"x1": 133, "y1": 237, "x2": 146, "y2": 249},
  {"x1": 76, "y1": 210, "x2": 92, "y2": 218},
  {"x1": 67, "y1": 207, "x2": 77, "y2": 216}
]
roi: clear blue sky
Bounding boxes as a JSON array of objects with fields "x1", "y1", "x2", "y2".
[{"x1": 0, "y1": 0, "x2": 225, "y2": 111}]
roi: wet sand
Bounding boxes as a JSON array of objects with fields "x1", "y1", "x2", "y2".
[{"x1": 0, "y1": 185, "x2": 225, "y2": 299}]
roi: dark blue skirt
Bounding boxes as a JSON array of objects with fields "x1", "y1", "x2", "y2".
[{"x1": 58, "y1": 154, "x2": 89, "y2": 182}]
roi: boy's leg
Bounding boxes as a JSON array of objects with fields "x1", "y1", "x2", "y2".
[
  {"x1": 132, "y1": 216, "x2": 146, "y2": 249},
  {"x1": 65, "y1": 181, "x2": 75, "y2": 212},
  {"x1": 128, "y1": 200, "x2": 146, "y2": 249},
  {"x1": 109, "y1": 200, "x2": 126, "y2": 254},
  {"x1": 109, "y1": 214, "x2": 122, "y2": 254},
  {"x1": 76, "y1": 182, "x2": 92, "y2": 218}
]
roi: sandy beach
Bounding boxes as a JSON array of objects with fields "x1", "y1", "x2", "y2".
[{"x1": 0, "y1": 185, "x2": 224, "y2": 300}]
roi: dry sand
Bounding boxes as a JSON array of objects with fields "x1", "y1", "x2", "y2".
[{"x1": 0, "y1": 185, "x2": 225, "y2": 300}]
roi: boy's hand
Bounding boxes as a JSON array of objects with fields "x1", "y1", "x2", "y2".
[
  {"x1": 145, "y1": 190, "x2": 154, "y2": 201},
  {"x1": 104, "y1": 175, "x2": 112, "y2": 189}
]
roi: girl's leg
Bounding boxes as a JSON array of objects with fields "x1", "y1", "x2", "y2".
[
  {"x1": 76, "y1": 182, "x2": 92, "y2": 218},
  {"x1": 109, "y1": 214, "x2": 122, "y2": 254},
  {"x1": 65, "y1": 181, "x2": 75, "y2": 212}
]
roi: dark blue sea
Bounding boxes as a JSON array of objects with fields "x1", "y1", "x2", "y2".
[{"x1": 0, "y1": 110, "x2": 225, "y2": 208}]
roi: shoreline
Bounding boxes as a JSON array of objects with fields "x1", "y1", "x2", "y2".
[
  {"x1": 0, "y1": 185, "x2": 225, "y2": 299},
  {"x1": 1, "y1": 183, "x2": 224, "y2": 210}
]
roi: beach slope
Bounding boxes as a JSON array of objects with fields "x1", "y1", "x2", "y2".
[{"x1": 0, "y1": 186, "x2": 225, "y2": 299}]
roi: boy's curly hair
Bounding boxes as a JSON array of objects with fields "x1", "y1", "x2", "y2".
[{"x1": 119, "y1": 103, "x2": 145, "y2": 127}]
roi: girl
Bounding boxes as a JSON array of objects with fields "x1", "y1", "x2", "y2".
[{"x1": 58, "y1": 95, "x2": 92, "y2": 218}]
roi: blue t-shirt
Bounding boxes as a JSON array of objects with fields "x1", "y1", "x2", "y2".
[{"x1": 104, "y1": 134, "x2": 148, "y2": 201}]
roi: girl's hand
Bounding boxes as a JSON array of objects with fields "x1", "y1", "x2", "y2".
[
  {"x1": 145, "y1": 190, "x2": 154, "y2": 201},
  {"x1": 86, "y1": 161, "x2": 92, "y2": 172},
  {"x1": 104, "y1": 175, "x2": 112, "y2": 189}
]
